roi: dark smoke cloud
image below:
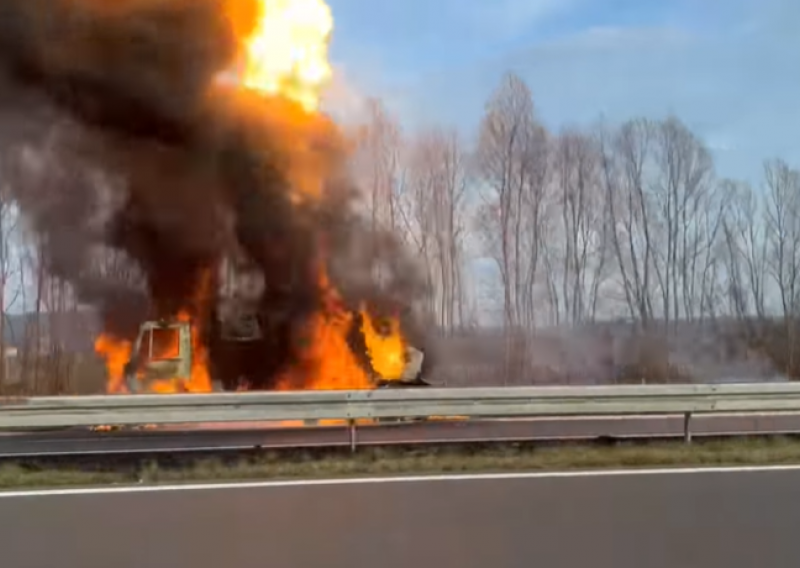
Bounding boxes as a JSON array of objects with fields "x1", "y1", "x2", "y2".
[{"x1": 0, "y1": 0, "x2": 430, "y2": 389}]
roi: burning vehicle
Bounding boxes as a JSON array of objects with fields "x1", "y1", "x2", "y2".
[
  {"x1": 121, "y1": 254, "x2": 430, "y2": 393},
  {"x1": 0, "y1": 0, "x2": 433, "y2": 394},
  {"x1": 122, "y1": 317, "x2": 428, "y2": 393}
]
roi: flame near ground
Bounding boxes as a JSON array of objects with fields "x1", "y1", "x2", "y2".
[{"x1": 93, "y1": 0, "x2": 411, "y2": 394}]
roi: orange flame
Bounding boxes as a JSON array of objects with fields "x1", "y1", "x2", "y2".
[
  {"x1": 221, "y1": 0, "x2": 338, "y2": 201},
  {"x1": 231, "y1": 0, "x2": 333, "y2": 112},
  {"x1": 360, "y1": 306, "x2": 408, "y2": 381},
  {"x1": 94, "y1": 334, "x2": 132, "y2": 393},
  {"x1": 277, "y1": 266, "x2": 373, "y2": 390}
]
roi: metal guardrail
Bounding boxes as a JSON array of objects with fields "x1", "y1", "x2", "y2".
[{"x1": 2, "y1": 383, "x2": 800, "y2": 431}]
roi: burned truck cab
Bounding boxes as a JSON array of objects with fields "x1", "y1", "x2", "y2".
[{"x1": 122, "y1": 320, "x2": 199, "y2": 393}]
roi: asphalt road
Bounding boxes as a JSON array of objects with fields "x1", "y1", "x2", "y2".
[
  {"x1": 2, "y1": 466, "x2": 800, "y2": 567},
  {"x1": 3, "y1": 413, "x2": 800, "y2": 456}
]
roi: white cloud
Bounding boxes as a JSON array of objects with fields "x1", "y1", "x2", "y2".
[{"x1": 464, "y1": 0, "x2": 578, "y2": 40}]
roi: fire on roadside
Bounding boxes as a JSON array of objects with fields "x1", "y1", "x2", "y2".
[
  {"x1": 94, "y1": 0, "x2": 409, "y2": 395},
  {"x1": 94, "y1": 335, "x2": 132, "y2": 394},
  {"x1": 275, "y1": 267, "x2": 374, "y2": 391},
  {"x1": 360, "y1": 303, "x2": 408, "y2": 381}
]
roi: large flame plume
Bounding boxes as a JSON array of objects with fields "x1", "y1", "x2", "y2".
[
  {"x1": 0, "y1": 0, "x2": 429, "y2": 394},
  {"x1": 235, "y1": 0, "x2": 333, "y2": 112}
]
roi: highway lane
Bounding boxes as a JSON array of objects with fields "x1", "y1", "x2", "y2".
[
  {"x1": 2, "y1": 466, "x2": 800, "y2": 568},
  {"x1": 4, "y1": 413, "x2": 800, "y2": 456}
]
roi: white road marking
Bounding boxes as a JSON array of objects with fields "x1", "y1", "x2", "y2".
[{"x1": 2, "y1": 464, "x2": 800, "y2": 499}]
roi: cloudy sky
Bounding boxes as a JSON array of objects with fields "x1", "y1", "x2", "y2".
[{"x1": 325, "y1": 0, "x2": 800, "y2": 184}]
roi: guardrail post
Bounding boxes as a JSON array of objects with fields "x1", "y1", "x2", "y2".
[
  {"x1": 348, "y1": 419, "x2": 357, "y2": 453},
  {"x1": 683, "y1": 412, "x2": 692, "y2": 444}
]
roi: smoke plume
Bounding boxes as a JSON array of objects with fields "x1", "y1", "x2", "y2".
[{"x1": 0, "y1": 0, "x2": 428, "y2": 389}]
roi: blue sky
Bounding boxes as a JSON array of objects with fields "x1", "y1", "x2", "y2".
[{"x1": 325, "y1": 0, "x2": 800, "y2": 184}]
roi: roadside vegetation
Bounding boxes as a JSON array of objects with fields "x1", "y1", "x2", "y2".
[{"x1": 3, "y1": 437, "x2": 800, "y2": 490}]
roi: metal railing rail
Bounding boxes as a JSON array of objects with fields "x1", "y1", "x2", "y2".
[{"x1": 2, "y1": 383, "x2": 800, "y2": 432}]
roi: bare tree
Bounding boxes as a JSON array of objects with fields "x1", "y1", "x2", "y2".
[
  {"x1": 550, "y1": 128, "x2": 609, "y2": 324},
  {"x1": 475, "y1": 73, "x2": 549, "y2": 331},
  {"x1": 402, "y1": 128, "x2": 469, "y2": 332},
  {"x1": 724, "y1": 180, "x2": 769, "y2": 319},
  {"x1": 353, "y1": 97, "x2": 404, "y2": 236},
  {"x1": 0, "y1": 188, "x2": 21, "y2": 387},
  {"x1": 596, "y1": 118, "x2": 656, "y2": 324},
  {"x1": 721, "y1": 180, "x2": 750, "y2": 320},
  {"x1": 720, "y1": 179, "x2": 769, "y2": 322},
  {"x1": 650, "y1": 116, "x2": 716, "y2": 326},
  {"x1": 761, "y1": 158, "x2": 800, "y2": 372},
  {"x1": 763, "y1": 159, "x2": 800, "y2": 317},
  {"x1": 596, "y1": 116, "x2": 717, "y2": 328}
]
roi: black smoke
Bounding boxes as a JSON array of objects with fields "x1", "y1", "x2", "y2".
[{"x1": 0, "y1": 0, "x2": 429, "y2": 390}]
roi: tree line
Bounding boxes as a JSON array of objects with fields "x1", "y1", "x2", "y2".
[{"x1": 353, "y1": 72, "x2": 800, "y2": 381}]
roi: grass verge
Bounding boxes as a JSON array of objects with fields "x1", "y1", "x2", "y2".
[{"x1": 4, "y1": 437, "x2": 800, "y2": 490}]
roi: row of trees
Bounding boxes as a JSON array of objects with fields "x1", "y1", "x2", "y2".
[{"x1": 352, "y1": 72, "x2": 800, "y2": 379}]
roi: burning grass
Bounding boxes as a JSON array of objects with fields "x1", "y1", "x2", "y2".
[{"x1": 2, "y1": 437, "x2": 800, "y2": 490}]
